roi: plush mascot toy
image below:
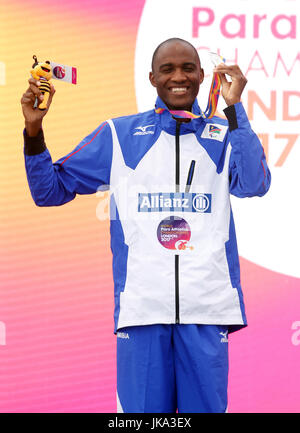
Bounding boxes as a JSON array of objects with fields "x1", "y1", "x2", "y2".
[{"x1": 30, "y1": 55, "x2": 52, "y2": 110}]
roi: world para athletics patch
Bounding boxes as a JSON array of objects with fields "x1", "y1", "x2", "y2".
[{"x1": 138, "y1": 192, "x2": 212, "y2": 213}]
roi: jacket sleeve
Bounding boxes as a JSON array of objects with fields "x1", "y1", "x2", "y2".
[
  {"x1": 223, "y1": 102, "x2": 271, "y2": 198},
  {"x1": 24, "y1": 121, "x2": 113, "y2": 206}
]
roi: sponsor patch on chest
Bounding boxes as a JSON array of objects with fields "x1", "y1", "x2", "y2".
[
  {"x1": 138, "y1": 192, "x2": 212, "y2": 213},
  {"x1": 201, "y1": 123, "x2": 228, "y2": 141}
]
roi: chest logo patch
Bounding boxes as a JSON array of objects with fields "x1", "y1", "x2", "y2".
[
  {"x1": 138, "y1": 192, "x2": 212, "y2": 213},
  {"x1": 157, "y1": 216, "x2": 193, "y2": 251},
  {"x1": 201, "y1": 123, "x2": 227, "y2": 141}
]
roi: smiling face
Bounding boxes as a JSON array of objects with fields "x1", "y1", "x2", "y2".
[{"x1": 149, "y1": 40, "x2": 204, "y2": 111}]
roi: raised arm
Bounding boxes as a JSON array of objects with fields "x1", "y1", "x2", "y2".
[
  {"x1": 21, "y1": 79, "x2": 112, "y2": 206},
  {"x1": 215, "y1": 63, "x2": 271, "y2": 197},
  {"x1": 21, "y1": 77, "x2": 55, "y2": 137}
]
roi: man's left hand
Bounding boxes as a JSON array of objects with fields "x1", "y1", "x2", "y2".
[{"x1": 213, "y1": 64, "x2": 247, "y2": 107}]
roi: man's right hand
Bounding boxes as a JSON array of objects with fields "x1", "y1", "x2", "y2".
[{"x1": 21, "y1": 78, "x2": 55, "y2": 137}]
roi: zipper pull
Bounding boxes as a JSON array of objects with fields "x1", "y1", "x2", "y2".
[
  {"x1": 185, "y1": 160, "x2": 196, "y2": 193},
  {"x1": 175, "y1": 121, "x2": 181, "y2": 193}
]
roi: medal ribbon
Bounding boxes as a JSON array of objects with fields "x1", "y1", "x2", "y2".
[{"x1": 155, "y1": 53, "x2": 225, "y2": 120}]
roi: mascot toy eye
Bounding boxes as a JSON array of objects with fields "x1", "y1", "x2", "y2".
[{"x1": 30, "y1": 55, "x2": 52, "y2": 110}]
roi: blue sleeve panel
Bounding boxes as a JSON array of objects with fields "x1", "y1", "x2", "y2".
[
  {"x1": 224, "y1": 103, "x2": 271, "y2": 198},
  {"x1": 24, "y1": 122, "x2": 113, "y2": 206}
]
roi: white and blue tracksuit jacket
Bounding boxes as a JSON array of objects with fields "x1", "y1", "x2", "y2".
[{"x1": 24, "y1": 97, "x2": 271, "y2": 334}]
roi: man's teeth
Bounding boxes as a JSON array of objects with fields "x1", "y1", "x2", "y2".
[{"x1": 172, "y1": 87, "x2": 187, "y2": 93}]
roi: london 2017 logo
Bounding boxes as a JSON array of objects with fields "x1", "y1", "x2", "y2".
[
  {"x1": 157, "y1": 216, "x2": 193, "y2": 251},
  {"x1": 53, "y1": 66, "x2": 66, "y2": 79}
]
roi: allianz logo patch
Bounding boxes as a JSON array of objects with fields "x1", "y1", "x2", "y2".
[
  {"x1": 133, "y1": 124, "x2": 155, "y2": 135},
  {"x1": 138, "y1": 192, "x2": 212, "y2": 213},
  {"x1": 201, "y1": 123, "x2": 227, "y2": 141}
]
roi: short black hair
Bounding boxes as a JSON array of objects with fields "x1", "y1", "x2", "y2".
[{"x1": 151, "y1": 38, "x2": 200, "y2": 71}]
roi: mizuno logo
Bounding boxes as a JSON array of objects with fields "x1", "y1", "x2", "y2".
[
  {"x1": 220, "y1": 331, "x2": 228, "y2": 343},
  {"x1": 138, "y1": 192, "x2": 212, "y2": 213},
  {"x1": 133, "y1": 125, "x2": 155, "y2": 135}
]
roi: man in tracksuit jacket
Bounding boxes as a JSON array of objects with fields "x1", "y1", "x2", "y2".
[{"x1": 21, "y1": 38, "x2": 271, "y2": 413}]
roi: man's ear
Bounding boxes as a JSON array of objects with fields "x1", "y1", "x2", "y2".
[
  {"x1": 199, "y1": 68, "x2": 204, "y2": 84},
  {"x1": 149, "y1": 71, "x2": 157, "y2": 88}
]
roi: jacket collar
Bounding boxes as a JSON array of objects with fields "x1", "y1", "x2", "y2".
[{"x1": 154, "y1": 96, "x2": 205, "y2": 135}]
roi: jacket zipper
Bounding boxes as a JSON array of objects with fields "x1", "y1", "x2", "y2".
[
  {"x1": 175, "y1": 121, "x2": 181, "y2": 324},
  {"x1": 185, "y1": 160, "x2": 196, "y2": 193}
]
